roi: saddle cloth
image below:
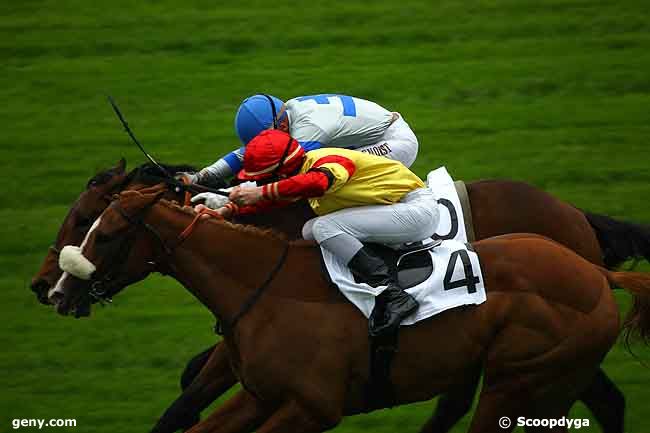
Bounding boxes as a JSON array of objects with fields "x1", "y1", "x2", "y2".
[
  {"x1": 321, "y1": 239, "x2": 486, "y2": 325},
  {"x1": 320, "y1": 167, "x2": 486, "y2": 325},
  {"x1": 427, "y1": 166, "x2": 471, "y2": 243}
]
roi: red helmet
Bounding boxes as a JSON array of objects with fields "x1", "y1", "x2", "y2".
[{"x1": 238, "y1": 130, "x2": 305, "y2": 181}]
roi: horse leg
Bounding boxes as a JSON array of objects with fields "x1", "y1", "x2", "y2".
[
  {"x1": 469, "y1": 382, "x2": 575, "y2": 433},
  {"x1": 167, "y1": 344, "x2": 216, "y2": 432},
  {"x1": 255, "y1": 400, "x2": 341, "y2": 433},
  {"x1": 419, "y1": 366, "x2": 481, "y2": 433},
  {"x1": 180, "y1": 344, "x2": 217, "y2": 390},
  {"x1": 466, "y1": 388, "x2": 519, "y2": 433},
  {"x1": 151, "y1": 343, "x2": 237, "y2": 433},
  {"x1": 185, "y1": 389, "x2": 271, "y2": 433},
  {"x1": 578, "y1": 368, "x2": 625, "y2": 433}
]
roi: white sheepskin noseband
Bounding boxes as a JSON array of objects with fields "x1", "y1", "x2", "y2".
[{"x1": 59, "y1": 246, "x2": 97, "y2": 280}]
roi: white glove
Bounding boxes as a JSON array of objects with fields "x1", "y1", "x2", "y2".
[{"x1": 190, "y1": 192, "x2": 230, "y2": 209}]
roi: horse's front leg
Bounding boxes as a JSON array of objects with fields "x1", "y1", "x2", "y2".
[
  {"x1": 185, "y1": 389, "x2": 272, "y2": 433},
  {"x1": 419, "y1": 366, "x2": 482, "y2": 433},
  {"x1": 151, "y1": 342, "x2": 238, "y2": 433}
]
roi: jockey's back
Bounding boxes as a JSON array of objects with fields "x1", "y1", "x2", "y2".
[{"x1": 286, "y1": 94, "x2": 395, "y2": 151}]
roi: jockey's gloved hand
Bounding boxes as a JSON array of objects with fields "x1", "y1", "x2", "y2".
[
  {"x1": 191, "y1": 192, "x2": 230, "y2": 209},
  {"x1": 176, "y1": 172, "x2": 198, "y2": 184}
]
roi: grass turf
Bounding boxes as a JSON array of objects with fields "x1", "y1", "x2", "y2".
[{"x1": 2, "y1": 0, "x2": 650, "y2": 431}]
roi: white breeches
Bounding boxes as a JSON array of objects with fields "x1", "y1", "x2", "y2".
[
  {"x1": 302, "y1": 188, "x2": 440, "y2": 261},
  {"x1": 355, "y1": 113, "x2": 419, "y2": 168}
]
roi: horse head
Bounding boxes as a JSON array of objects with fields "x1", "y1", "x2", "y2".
[
  {"x1": 32, "y1": 159, "x2": 195, "y2": 306},
  {"x1": 53, "y1": 185, "x2": 171, "y2": 317},
  {"x1": 30, "y1": 158, "x2": 128, "y2": 304}
]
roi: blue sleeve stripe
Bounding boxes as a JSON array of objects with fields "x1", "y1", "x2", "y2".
[
  {"x1": 296, "y1": 94, "x2": 356, "y2": 117},
  {"x1": 223, "y1": 148, "x2": 244, "y2": 172},
  {"x1": 299, "y1": 141, "x2": 322, "y2": 151}
]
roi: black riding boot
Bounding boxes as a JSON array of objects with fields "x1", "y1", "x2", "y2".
[{"x1": 347, "y1": 247, "x2": 419, "y2": 337}]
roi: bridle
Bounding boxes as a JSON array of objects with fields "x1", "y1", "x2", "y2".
[
  {"x1": 47, "y1": 193, "x2": 117, "y2": 279},
  {"x1": 84, "y1": 192, "x2": 290, "y2": 334},
  {"x1": 85, "y1": 196, "x2": 173, "y2": 304}
]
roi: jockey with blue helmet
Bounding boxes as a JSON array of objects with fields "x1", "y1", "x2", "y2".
[{"x1": 188, "y1": 93, "x2": 419, "y2": 188}]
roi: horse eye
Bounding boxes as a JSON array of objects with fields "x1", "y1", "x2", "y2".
[{"x1": 76, "y1": 216, "x2": 93, "y2": 228}]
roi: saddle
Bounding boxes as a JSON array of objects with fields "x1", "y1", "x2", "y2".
[{"x1": 352, "y1": 240, "x2": 440, "y2": 289}]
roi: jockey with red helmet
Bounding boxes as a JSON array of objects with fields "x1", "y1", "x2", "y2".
[
  {"x1": 205, "y1": 129, "x2": 439, "y2": 338},
  {"x1": 187, "y1": 94, "x2": 419, "y2": 188}
]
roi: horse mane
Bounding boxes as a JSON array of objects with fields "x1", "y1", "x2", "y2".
[
  {"x1": 87, "y1": 161, "x2": 197, "y2": 189},
  {"x1": 125, "y1": 162, "x2": 197, "y2": 186},
  {"x1": 158, "y1": 199, "x2": 289, "y2": 243}
]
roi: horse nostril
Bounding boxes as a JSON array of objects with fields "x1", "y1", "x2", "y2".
[{"x1": 30, "y1": 278, "x2": 49, "y2": 294}]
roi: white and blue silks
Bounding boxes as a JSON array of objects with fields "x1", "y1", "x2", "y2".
[{"x1": 195, "y1": 94, "x2": 419, "y2": 184}]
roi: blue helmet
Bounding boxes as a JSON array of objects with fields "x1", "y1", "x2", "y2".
[{"x1": 235, "y1": 94, "x2": 286, "y2": 145}]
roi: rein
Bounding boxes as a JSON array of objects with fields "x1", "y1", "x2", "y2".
[
  {"x1": 174, "y1": 206, "x2": 291, "y2": 334},
  {"x1": 178, "y1": 207, "x2": 225, "y2": 241},
  {"x1": 142, "y1": 173, "x2": 230, "y2": 198},
  {"x1": 222, "y1": 241, "x2": 289, "y2": 335},
  {"x1": 87, "y1": 198, "x2": 171, "y2": 304}
]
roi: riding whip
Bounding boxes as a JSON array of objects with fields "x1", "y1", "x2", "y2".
[{"x1": 106, "y1": 96, "x2": 229, "y2": 197}]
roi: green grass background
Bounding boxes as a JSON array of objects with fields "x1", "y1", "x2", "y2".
[{"x1": 2, "y1": 0, "x2": 650, "y2": 431}]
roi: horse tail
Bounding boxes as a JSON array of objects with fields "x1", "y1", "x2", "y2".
[
  {"x1": 597, "y1": 267, "x2": 650, "y2": 347},
  {"x1": 584, "y1": 211, "x2": 650, "y2": 269}
]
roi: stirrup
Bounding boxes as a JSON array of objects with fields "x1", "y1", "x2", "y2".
[{"x1": 396, "y1": 239, "x2": 441, "y2": 268}]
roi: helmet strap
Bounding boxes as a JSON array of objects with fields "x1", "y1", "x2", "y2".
[{"x1": 261, "y1": 93, "x2": 278, "y2": 129}]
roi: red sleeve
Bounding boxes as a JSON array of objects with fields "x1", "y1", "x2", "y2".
[{"x1": 262, "y1": 170, "x2": 331, "y2": 200}]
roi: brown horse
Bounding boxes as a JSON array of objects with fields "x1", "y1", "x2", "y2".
[
  {"x1": 32, "y1": 159, "x2": 650, "y2": 433},
  {"x1": 54, "y1": 186, "x2": 650, "y2": 433}
]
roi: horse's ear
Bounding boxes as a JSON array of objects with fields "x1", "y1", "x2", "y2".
[
  {"x1": 116, "y1": 158, "x2": 127, "y2": 174},
  {"x1": 119, "y1": 186, "x2": 165, "y2": 212}
]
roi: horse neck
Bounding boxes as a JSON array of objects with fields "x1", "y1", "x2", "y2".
[
  {"x1": 234, "y1": 200, "x2": 314, "y2": 239},
  {"x1": 143, "y1": 203, "x2": 301, "y2": 321}
]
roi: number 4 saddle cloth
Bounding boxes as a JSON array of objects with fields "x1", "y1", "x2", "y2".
[{"x1": 319, "y1": 167, "x2": 487, "y2": 326}]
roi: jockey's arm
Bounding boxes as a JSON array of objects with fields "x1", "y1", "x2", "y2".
[
  {"x1": 192, "y1": 139, "x2": 324, "y2": 187},
  {"x1": 227, "y1": 155, "x2": 355, "y2": 215},
  {"x1": 264, "y1": 154, "x2": 355, "y2": 199},
  {"x1": 193, "y1": 146, "x2": 245, "y2": 187}
]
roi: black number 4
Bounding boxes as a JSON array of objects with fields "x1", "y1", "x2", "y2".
[{"x1": 443, "y1": 250, "x2": 480, "y2": 294}]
